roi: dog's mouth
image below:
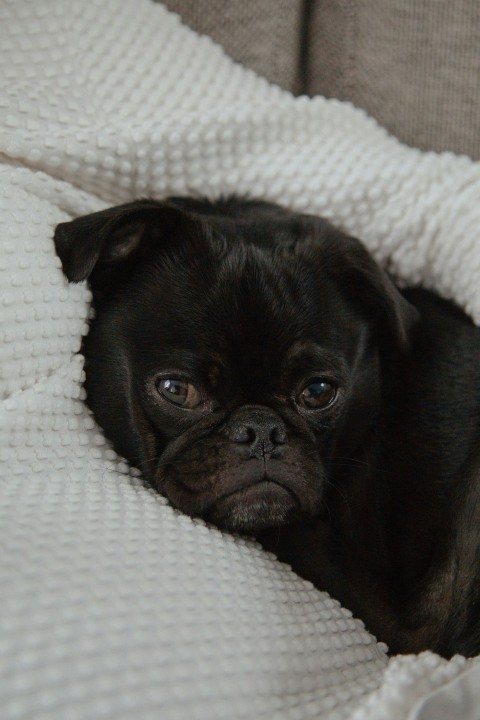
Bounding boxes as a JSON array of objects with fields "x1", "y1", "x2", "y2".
[
  {"x1": 206, "y1": 476, "x2": 300, "y2": 533},
  {"x1": 157, "y1": 443, "x2": 324, "y2": 534}
]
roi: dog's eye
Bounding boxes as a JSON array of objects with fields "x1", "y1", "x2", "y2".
[
  {"x1": 156, "y1": 378, "x2": 202, "y2": 409},
  {"x1": 299, "y1": 379, "x2": 337, "y2": 410}
]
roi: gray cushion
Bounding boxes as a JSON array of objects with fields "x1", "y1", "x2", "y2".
[
  {"x1": 306, "y1": 0, "x2": 480, "y2": 159},
  {"x1": 165, "y1": 0, "x2": 480, "y2": 159},
  {"x1": 161, "y1": 0, "x2": 304, "y2": 93}
]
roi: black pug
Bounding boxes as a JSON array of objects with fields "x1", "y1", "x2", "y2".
[{"x1": 54, "y1": 197, "x2": 480, "y2": 657}]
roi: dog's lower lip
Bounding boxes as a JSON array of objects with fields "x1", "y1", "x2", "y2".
[
  {"x1": 218, "y1": 477, "x2": 298, "y2": 506},
  {"x1": 208, "y1": 478, "x2": 300, "y2": 532}
]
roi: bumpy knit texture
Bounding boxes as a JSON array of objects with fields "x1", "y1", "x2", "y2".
[{"x1": 1, "y1": 2, "x2": 480, "y2": 719}]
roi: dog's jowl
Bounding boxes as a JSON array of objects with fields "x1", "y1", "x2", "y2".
[{"x1": 54, "y1": 197, "x2": 480, "y2": 657}]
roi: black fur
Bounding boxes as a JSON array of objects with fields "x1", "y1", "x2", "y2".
[{"x1": 54, "y1": 197, "x2": 480, "y2": 657}]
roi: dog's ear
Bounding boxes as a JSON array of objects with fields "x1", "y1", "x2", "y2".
[
  {"x1": 54, "y1": 199, "x2": 187, "y2": 284},
  {"x1": 329, "y1": 231, "x2": 419, "y2": 351},
  {"x1": 299, "y1": 220, "x2": 419, "y2": 351}
]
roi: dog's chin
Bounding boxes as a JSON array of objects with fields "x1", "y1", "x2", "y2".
[{"x1": 206, "y1": 481, "x2": 300, "y2": 534}]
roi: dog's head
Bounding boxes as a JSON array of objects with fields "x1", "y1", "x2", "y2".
[{"x1": 54, "y1": 198, "x2": 417, "y2": 533}]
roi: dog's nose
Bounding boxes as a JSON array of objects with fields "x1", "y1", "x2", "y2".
[{"x1": 225, "y1": 406, "x2": 287, "y2": 459}]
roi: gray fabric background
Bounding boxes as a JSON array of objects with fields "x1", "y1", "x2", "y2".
[{"x1": 160, "y1": 0, "x2": 305, "y2": 93}]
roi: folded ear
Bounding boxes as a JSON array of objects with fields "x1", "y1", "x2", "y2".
[
  {"x1": 53, "y1": 199, "x2": 185, "y2": 284},
  {"x1": 299, "y1": 220, "x2": 419, "y2": 352},
  {"x1": 340, "y1": 236, "x2": 419, "y2": 351}
]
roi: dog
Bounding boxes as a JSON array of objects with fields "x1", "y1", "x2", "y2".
[{"x1": 54, "y1": 197, "x2": 480, "y2": 657}]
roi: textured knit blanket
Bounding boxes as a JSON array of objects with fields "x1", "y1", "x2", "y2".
[{"x1": 1, "y1": 2, "x2": 480, "y2": 719}]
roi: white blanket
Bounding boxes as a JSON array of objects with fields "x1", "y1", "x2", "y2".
[{"x1": 1, "y1": 1, "x2": 480, "y2": 718}]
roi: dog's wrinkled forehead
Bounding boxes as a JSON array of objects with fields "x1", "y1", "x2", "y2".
[
  {"x1": 125, "y1": 235, "x2": 359, "y2": 392},
  {"x1": 54, "y1": 197, "x2": 418, "y2": 377}
]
